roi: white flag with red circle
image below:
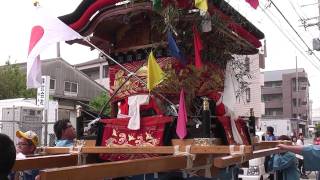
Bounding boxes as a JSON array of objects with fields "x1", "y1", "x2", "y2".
[{"x1": 27, "y1": 7, "x2": 82, "y2": 89}]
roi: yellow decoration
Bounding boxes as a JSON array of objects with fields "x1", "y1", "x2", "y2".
[
  {"x1": 195, "y1": 0, "x2": 208, "y2": 11},
  {"x1": 147, "y1": 51, "x2": 165, "y2": 91}
]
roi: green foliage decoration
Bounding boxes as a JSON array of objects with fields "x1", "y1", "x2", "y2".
[
  {"x1": 89, "y1": 91, "x2": 111, "y2": 117},
  {"x1": 154, "y1": 64, "x2": 224, "y2": 112}
]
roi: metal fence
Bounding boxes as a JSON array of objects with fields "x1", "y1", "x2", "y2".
[{"x1": 0, "y1": 119, "x2": 56, "y2": 146}]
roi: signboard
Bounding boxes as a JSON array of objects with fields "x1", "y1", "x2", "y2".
[{"x1": 37, "y1": 76, "x2": 50, "y2": 109}]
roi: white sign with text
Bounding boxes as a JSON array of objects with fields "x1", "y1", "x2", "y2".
[{"x1": 36, "y1": 76, "x2": 50, "y2": 109}]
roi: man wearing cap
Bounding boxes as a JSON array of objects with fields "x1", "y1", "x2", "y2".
[
  {"x1": 16, "y1": 130, "x2": 38, "y2": 157},
  {"x1": 15, "y1": 130, "x2": 39, "y2": 180}
]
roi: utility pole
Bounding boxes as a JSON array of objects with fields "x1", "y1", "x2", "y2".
[
  {"x1": 296, "y1": 56, "x2": 298, "y2": 92},
  {"x1": 295, "y1": 56, "x2": 298, "y2": 119},
  {"x1": 301, "y1": 0, "x2": 320, "y2": 51},
  {"x1": 57, "y1": 42, "x2": 61, "y2": 58},
  {"x1": 319, "y1": 0, "x2": 320, "y2": 31}
]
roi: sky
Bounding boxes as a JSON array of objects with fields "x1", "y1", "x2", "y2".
[{"x1": 0, "y1": 0, "x2": 320, "y2": 108}]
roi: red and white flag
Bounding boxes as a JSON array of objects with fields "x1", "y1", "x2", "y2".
[{"x1": 27, "y1": 7, "x2": 82, "y2": 89}]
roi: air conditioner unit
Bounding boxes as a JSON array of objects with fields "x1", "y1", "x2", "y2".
[{"x1": 313, "y1": 38, "x2": 320, "y2": 51}]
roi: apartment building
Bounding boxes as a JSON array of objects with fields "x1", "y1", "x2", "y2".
[{"x1": 261, "y1": 68, "x2": 310, "y2": 135}]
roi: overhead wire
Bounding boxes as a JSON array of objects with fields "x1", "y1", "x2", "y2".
[
  {"x1": 265, "y1": 5, "x2": 309, "y2": 53},
  {"x1": 288, "y1": 0, "x2": 317, "y2": 38},
  {"x1": 260, "y1": 5, "x2": 320, "y2": 72},
  {"x1": 265, "y1": 4, "x2": 317, "y2": 62},
  {"x1": 288, "y1": 0, "x2": 307, "y2": 20},
  {"x1": 269, "y1": 0, "x2": 320, "y2": 63}
]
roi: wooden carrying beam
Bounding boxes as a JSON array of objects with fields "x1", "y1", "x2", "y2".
[
  {"x1": 40, "y1": 145, "x2": 252, "y2": 155},
  {"x1": 13, "y1": 154, "x2": 78, "y2": 171},
  {"x1": 254, "y1": 141, "x2": 292, "y2": 150},
  {"x1": 214, "y1": 147, "x2": 284, "y2": 168},
  {"x1": 40, "y1": 155, "x2": 187, "y2": 180}
]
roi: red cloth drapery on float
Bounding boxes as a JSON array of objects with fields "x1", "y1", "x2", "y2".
[{"x1": 99, "y1": 115, "x2": 172, "y2": 161}]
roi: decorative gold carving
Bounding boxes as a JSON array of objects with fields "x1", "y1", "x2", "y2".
[
  {"x1": 105, "y1": 129, "x2": 160, "y2": 147},
  {"x1": 193, "y1": 138, "x2": 213, "y2": 146}
]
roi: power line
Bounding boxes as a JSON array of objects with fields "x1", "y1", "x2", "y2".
[
  {"x1": 301, "y1": 2, "x2": 320, "y2": 7},
  {"x1": 266, "y1": 5, "x2": 308, "y2": 51},
  {"x1": 269, "y1": 0, "x2": 320, "y2": 62},
  {"x1": 266, "y1": 5, "x2": 315, "y2": 56},
  {"x1": 288, "y1": 0, "x2": 306, "y2": 20},
  {"x1": 290, "y1": 0, "x2": 318, "y2": 38},
  {"x1": 260, "y1": 6, "x2": 320, "y2": 72}
]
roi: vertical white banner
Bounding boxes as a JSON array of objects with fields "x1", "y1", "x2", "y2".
[
  {"x1": 36, "y1": 76, "x2": 50, "y2": 109},
  {"x1": 36, "y1": 76, "x2": 50, "y2": 145}
]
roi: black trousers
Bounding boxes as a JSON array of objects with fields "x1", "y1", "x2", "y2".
[{"x1": 298, "y1": 159, "x2": 306, "y2": 175}]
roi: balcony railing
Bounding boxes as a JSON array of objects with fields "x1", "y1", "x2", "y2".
[{"x1": 261, "y1": 86, "x2": 282, "y2": 94}]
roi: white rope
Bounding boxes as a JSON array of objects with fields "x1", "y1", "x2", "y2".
[
  {"x1": 229, "y1": 145, "x2": 245, "y2": 155},
  {"x1": 173, "y1": 145, "x2": 214, "y2": 178},
  {"x1": 69, "y1": 145, "x2": 75, "y2": 154},
  {"x1": 173, "y1": 145, "x2": 196, "y2": 169},
  {"x1": 68, "y1": 140, "x2": 85, "y2": 165},
  {"x1": 77, "y1": 144, "x2": 84, "y2": 165},
  {"x1": 229, "y1": 145, "x2": 246, "y2": 164},
  {"x1": 186, "y1": 163, "x2": 213, "y2": 178},
  {"x1": 204, "y1": 155, "x2": 213, "y2": 178}
]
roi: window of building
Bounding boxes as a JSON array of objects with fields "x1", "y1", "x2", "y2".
[
  {"x1": 245, "y1": 88, "x2": 251, "y2": 102},
  {"x1": 64, "y1": 81, "x2": 78, "y2": 94},
  {"x1": 103, "y1": 65, "x2": 108, "y2": 78},
  {"x1": 264, "y1": 82, "x2": 272, "y2": 87},
  {"x1": 265, "y1": 108, "x2": 283, "y2": 116},
  {"x1": 245, "y1": 56, "x2": 250, "y2": 72},
  {"x1": 50, "y1": 79, "x2": 56, "y2": 90},
  {"x1": 292, "y1": 98, "x2": 297, "y2": 107},
  {"x1": 264, "y1": 81, "x2": 282, "y2": 87},
  {"x1": 263, "y1": 94, "x2": 282, "y2": 102},
  {"x1": 273, "y1": 81, "x2": 282, "y2": 87}
]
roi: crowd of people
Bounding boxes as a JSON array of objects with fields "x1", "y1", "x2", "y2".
[
  {"x1": 263, "y1": 126, "x2": 320, "y2": 180},
  {"x1": 2, "y1": 121, "x2": 320, "y2": 180},
  {"x1": 0, "y1": 119, "x2": 76, "y2": 180}
]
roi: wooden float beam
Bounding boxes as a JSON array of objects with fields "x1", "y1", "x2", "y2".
[
  {"x1": 13, "y1": 154, "x2": 78, "y2": 171},
  {"x1": 254, "y1": 141, "x2": 292, "y2": 150},
  {"x1": 39, "y1": 155, "x2": 187, "y2": 180},
  {"x1": 214, "y1": 147, "x2": 284, "y2": 168},
  {"x1": 40, "y1": 145, "x2": 252, "y2": 155}
]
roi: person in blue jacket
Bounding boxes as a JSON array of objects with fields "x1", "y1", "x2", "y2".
[
  {"x1": 266, "y1": 126, "x2": 277, "y2": 141},
  {"x1": 54, "y1": 119, "x2": 76, "y2": 147},
  {"x1": 278, "y1": 142, "x2": 320, "y2": 180},
  {"x1": 269, "y1": 135, "x2": 299, "y2": 180}
]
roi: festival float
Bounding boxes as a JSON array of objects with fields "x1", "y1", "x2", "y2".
[{"x1": 13, "y1": 0, "x2": 292, "y2": 179}]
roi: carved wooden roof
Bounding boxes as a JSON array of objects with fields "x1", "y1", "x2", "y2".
[{"x1": 59, "y1": 0, "x2": 264, "y2": 55}]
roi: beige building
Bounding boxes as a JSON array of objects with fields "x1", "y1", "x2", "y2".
[
  {"x1": 75, "y1": 58, "x2": 110, "y2": 90},
  {"x1": 233, "y1": 54, "x2": 266, "y2": 123}
]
